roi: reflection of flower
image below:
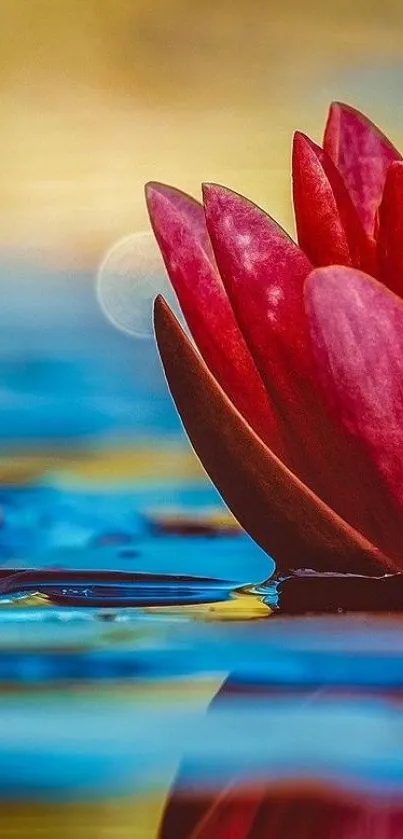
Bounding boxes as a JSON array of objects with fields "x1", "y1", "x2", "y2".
[
  {"x1": 159, "y1": 782, "x2": 403, "y2": 839},
  {"x1": 146, "y1": 104, "x2": 403, "y2": 576}
]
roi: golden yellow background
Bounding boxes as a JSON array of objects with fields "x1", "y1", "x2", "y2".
[{"x1": 2, "y1": 0, "x2": 403, "y2": 271}]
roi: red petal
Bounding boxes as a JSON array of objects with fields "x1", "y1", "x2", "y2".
[
  {"x1": 323, "y1": 102, "x2": 401, "y2": 237},
  {"x1": 306, "y1": 266, "x2": 403, "y2": 534},
  {"x1": 292, "y1": 132, "x2": 376, "y2": 274},
  {"x1": 154, "y1": 296, "x2": 390, "y2": 574},
  {"x1": 377, "y1": 161, "x2": 403, "y2": 297},
  {"x1": 145, "y1": 182, "x2": 282, "y2": 452},
  {"x1": 202, "y1": 184, "x2": 399, "y2": 558},
  {"x1": 201, "y1": 183, "x2": 312, "y2": 395}
]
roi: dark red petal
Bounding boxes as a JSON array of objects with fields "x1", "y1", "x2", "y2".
[
  {"x1": 323, "y1": 102, "x2": 401, "y2": 236},
  {"x1": 377, "y1": 161, "x2": 403, "y2": 297},
  {"x1": 202, "y1": 184, "x2": 400, "y2": 558},
  {"x1": 292, "y1": 132, "x2": 376, "y2": 274},
  {"x1": 306, "y1": 266, "x2": 403, "y2": 530},
  {"x1": 154, "y1": 296, "x2": 390, "y2": 575},
  {"x1": 145, "y1": 182, "x2": 282, "y2": 453}
]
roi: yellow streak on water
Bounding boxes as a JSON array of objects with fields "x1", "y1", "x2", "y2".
[
  {"x1": 146, "y1": 589, "x2": 271, "y2": 621},
  {"x1": 0, "y1": 797, "x2": 167, "y2": 839},
  {"x1": 0, "y1": 446, "x2": 205, "y2": 485}
]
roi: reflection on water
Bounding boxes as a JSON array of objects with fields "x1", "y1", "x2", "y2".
[
  {"x1": 1, "y1": 603, "x2": 403, "y2": 838},
  {"x1": 3, "y1": 455, "x2": 403, "y2": 836}
]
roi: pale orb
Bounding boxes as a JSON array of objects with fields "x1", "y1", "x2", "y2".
[{"x1": 96, "y1": 232, "x2": 181, "y2": 339}]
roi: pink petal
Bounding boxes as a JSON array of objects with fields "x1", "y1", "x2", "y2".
[
  {"x1": 154, "y1": 295, "x2": 390, "y2": 575},
  {"x1": 202, "y1": 184, "x2": 399, "y2": 558},
  {"x1": 377, "y1": 161, "x2": 403, "y2": 297},
  {"x1": 323, "y1": 102, "x2": 401, "y2": 236},
  {"x1": 145, "y1": 182, "x2": 282, "y2": 453},
  {"x1": 292, "y1": 132, "x2": 376, "y2": 274},
  {"x1": 306, "y1": 266, "x2": 403, "y2": 529}
]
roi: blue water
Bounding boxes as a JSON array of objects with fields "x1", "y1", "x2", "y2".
[
  {"x1": 0, "y1": 256, "x2": 180, "y2": 445},
  {"x1": 2, "y1": 691, "x2": 403, "y2": 800},
  {"x1": 1, "y1": 609, "x2": 403, "y2": 802},
  {"x1": 0, "y1": 481, "x2": 273, "y2": 582}
]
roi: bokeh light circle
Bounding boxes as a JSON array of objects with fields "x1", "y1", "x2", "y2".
[{"x1": 96, "y1": 232, "x2": 181, "y2": 339}]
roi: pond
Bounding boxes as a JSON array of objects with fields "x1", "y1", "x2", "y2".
[{"x1": 1, "y1": 474, "x2": 403, "y2": 838}]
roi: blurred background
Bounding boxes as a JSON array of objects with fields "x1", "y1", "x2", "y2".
[{"x1": 1, "y1": 0, "x2": 403, "y2": 470}]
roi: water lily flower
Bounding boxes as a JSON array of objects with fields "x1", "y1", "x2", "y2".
[{"x1": 146, "y1": 103, "x2": 403, "y2": 578}]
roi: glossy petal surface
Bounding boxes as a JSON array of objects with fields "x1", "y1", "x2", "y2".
[
  {"x1": 292, "y1": 132, "x2": 375, "y2": 273},
  {"x1": 154, "y1": 296, "x2": 389, "y2": 575},
  {"x1": 202, "y1": 184, "x2": 398, "y2": 556},
  {"x1": 377, "y1": 161, "x2": 403, "y2": 297},
  {"x1": 145, "y1": 183, "x2": 281, "y2": 452},
  {"x1": 306, "y1": 266, "x2": 403, "y2": 526},
  {"x1": 323, "y1": 102, "x2": 401, "y2": 236}
]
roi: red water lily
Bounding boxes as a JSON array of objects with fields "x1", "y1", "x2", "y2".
[{"x1": 146, "y1": 103, "x2": 403, "y2": 577}]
